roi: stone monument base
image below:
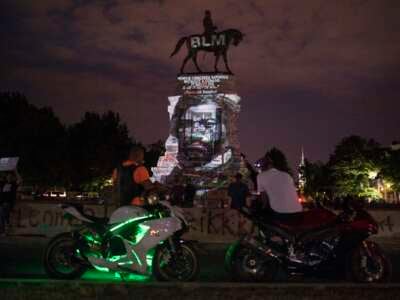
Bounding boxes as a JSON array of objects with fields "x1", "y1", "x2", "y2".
[{"x1": 152, "y1": 74, "x2": 252, "y2": 206}]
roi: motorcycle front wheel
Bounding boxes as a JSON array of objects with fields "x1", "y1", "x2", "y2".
[
  {"x1": 43, "y1": 233, "x2": 87, "y2": 279},
  {"x1": 346, "y1": 240, "x2": 392, "y2": 283},
  {"x1": 153, "y1": 242, "x2": 199, "y2": 281}
]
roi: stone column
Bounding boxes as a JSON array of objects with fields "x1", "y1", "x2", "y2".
[{"x1": 152, "y1": 74, "x2": 246, "y2": 205}]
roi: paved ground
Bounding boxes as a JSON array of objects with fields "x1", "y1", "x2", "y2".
[{"x1": 0, "y1": 236, "x2": 399, "y2": 282}]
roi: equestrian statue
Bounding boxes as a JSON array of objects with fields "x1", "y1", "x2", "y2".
[{"x1": 170, "y1": 10, "x2": 244, "y2": 74}]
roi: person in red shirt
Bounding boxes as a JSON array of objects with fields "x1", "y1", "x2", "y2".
[{"x1": 112, "y1": 146, "x2": 154, "y2": 206}]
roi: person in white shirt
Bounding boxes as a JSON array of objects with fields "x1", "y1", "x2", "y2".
[{"x1": 256, "y1": 157, "x2": 302, "y2": 214}]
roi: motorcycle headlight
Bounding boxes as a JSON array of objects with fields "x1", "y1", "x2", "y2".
[{"x1": 147, "y1": 193, "x2": 159, "y2": 205}]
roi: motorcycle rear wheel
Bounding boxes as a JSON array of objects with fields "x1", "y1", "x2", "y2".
[
  {"x1": 232, "y1": 245, "x2": 284, "y2": 282},
  {"x1": 347, "y1": 241, "x2": 392, "y2": 283},
  {"x1": 44, "y1": 233, "x2": 87, "y2": 279},
  {"x1": 153, "y1": 242, "x2": 199, "y2": 281}
]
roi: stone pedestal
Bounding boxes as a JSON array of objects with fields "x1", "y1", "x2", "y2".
[{"x1": 152, "y1": 74, "x2": 247, "y2": 202}]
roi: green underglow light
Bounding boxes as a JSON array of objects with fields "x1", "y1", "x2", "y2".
[
  {"x1": 125, "y1": 273, "x2": 149, "y2": 281},
  {"x1": 146, "y1": 248, "x2": 155, "y2": 269},
  {"x1": 113, "y1": 272, "x2": 149, "y2": 282},
  {"x1": 93, "y1": 265, "x2": 109, "y2": 272},
  {"x1": 84, "y1": 234, "x2": 101, "y2": 245},
  {"x1": 131, "y1": 249, "x2": 142, "y2": 266},
  {"x1": 83, "y1": 270, "x2": 150, "y2": 282},
  {"x1": 134, "y1": 224, "x2": 150, "y2": 244},
  {"x1": 117, "y1": 261, "x2": 133, "y2": 266},
  {"x1": 109, "y1": 215, "x2": 153, "y2": 232},
  {"x1": 146, "y1": 255, "x2": 153, "y2": 267},
  {"x1": 109, "y1": 255, "x2": 126, "y2": 262}
]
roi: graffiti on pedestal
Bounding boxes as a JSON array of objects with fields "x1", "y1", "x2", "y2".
[
  {"x1": 9, "y1": 205, "x2": 256, "y2": 238},
  {"x1": 183, "y1": 209, "x2": 254, "y2": 237},
  {"x1": 10, "y1": 204, "x2": 97, "y2": 231},
  {"x1": 377, "y1": 216, "x2": 394, "y2": 232},
  {"x1": 7, "y1": 203, "x2": 400, "y2": 239}
]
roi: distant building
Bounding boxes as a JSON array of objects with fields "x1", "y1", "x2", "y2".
[
  {"x1": 390, "y1": 141, "x2": 400, "y2": 151},
  {"x1": 297, "y1": 147, "x2": 306, "y2": 192},
  {"x1": 372, "y1": 141, "x2": 400, "y2": 203}
]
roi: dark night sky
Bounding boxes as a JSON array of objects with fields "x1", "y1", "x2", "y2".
[{"x1": 1, "y1": 0, "x2": 400, "y2": 168}]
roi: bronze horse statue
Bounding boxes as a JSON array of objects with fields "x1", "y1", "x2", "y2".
[{"x1": 170, "y1": 29, "x2": 244, "y2": 74}]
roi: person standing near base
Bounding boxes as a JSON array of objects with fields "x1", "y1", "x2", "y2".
[
  {"x1": 112, "y1": 146, "x2": 154, "y2": 207},
  {"x1": 228, "y1": 173, "x2": 249, "y2": 210},
  {"x1": 0, "y1": 174, "x2": 6, "y2": 235},
  {"x1": 0, "y1": 172, "x2": 19, "y2": 235}
]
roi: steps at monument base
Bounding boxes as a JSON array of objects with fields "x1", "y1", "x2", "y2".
[{"x1": 1, "y1": 281, "x2": 399, "y2": 300}]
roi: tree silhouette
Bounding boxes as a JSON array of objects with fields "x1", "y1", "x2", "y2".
[
  {"x1": 0, "y1": 92, "x2": 66, "y2": 186},
  {"x1": 302, "y1": 159, "x2": 333, "y2": 200},
  {"x1": 67, "y1": 111, "x2": 133, "y2": 189}
]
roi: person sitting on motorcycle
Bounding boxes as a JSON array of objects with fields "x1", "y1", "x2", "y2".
[
  {"x1": 256, "y1": 156, "x2": 302, "y2": 216},
  {"x1": 112, "y1": 145, "x2": 157, "y2": 206}
]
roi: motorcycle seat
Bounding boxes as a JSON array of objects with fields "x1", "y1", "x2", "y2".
[
  {"x1": 62, "y1": 203, "x2": 109, "y2": 224},
  {"x1": 271, "y1": 209, "x2": 337, "y2": 233},
  {"x1": 83, "y1": 214, "x2": 109, "y2": 225}
]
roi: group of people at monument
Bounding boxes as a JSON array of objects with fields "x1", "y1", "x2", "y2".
[
  {"x1": 226, "y1": 155, "x2": 302, "y2": 214},
  {"x1": 113, "y1": 145, "x2": 302, "y2": 216}
]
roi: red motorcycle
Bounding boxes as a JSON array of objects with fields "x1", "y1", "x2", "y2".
[{"x1": 225, "y1": 201, "x2": 392, "y2": 282}]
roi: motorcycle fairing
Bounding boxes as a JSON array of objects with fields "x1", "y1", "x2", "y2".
[
  {"x1": 109, "y1": 206, "x2": 149, "y2": 224},
  {"x1": 61, "y1": 204, "x2": 109, "y2": 224},
  {"x1": 224, "y1": 240, "x2": 241, "y2": 273},
  {"x1": 89, "y1": 216, "x2": 182, "y2": 275},
  {"x1": 347, "y1": 210, "x2": 378, "y2": 235},
  {"x1": 63, "y1": 205, "x2": 94, "y2": 223}
]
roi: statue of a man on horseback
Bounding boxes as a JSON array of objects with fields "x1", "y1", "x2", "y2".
[
  {"x1": 203, "y1": 10, "x2": 217, "y2": 42},
  {"x1": 170, "y1": 10, "x2": 244, "y2": 75}
]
